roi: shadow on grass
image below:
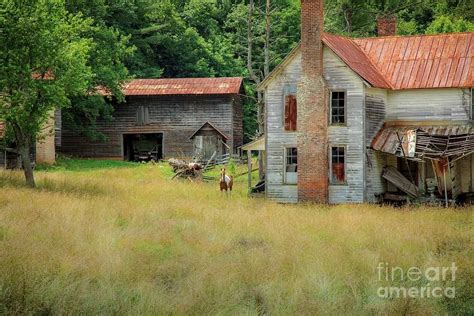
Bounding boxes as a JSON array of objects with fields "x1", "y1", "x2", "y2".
[{"x1": 0, "y1": 171, "x2": 107, "y2": 196}]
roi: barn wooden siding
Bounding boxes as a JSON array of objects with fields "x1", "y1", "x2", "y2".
[
  {"x1": 265, "y1": 47, "x2": 367, "y2": 203},
  {"x1": 60, "y1": 94, "x2": 242, "y2": 159}
]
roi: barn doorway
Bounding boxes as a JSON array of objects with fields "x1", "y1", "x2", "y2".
[{"x1": 123, "y1": 133, "x2": 163, "y2": 162}]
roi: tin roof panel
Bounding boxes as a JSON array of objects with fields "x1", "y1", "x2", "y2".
[
  {"x1": 354, "y1": 32, "x2": 474, "y2": 89},
  {"x1": 122, "y1": 77, "x2": 243, "y2": 96}
]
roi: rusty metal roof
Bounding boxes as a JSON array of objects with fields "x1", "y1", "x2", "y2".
[
  {"x1": 259, "y1": 32, "x2": 473, "y2": 90},
  {"x1": 322, "y1": 33, "x2": 393, "y2": 89},
  {"x1": 354, "y1": 33, "x2": 474, "y2": 89},
  {"x1": 0, "y1": 122, "x2": 4, "y2": 139},
  {"x1": 123, "y1": 77, "x2": 243, "y2": 96}
]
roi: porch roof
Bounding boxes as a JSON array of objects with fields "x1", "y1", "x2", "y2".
[
  {"x1": 371, "y1": 124, "x2": 474, "y2": 160},
  {"x1": 241, "y1": 136, "x2": 265, "y2": 151}
]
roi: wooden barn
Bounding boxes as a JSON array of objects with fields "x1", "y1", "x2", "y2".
[{"x1": 59, "y1": 77, "x2": 244, "y2": 161}]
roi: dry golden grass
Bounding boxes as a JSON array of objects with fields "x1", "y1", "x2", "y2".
[{"x1": 0, "y1": 161, "x2": 472, "y2": 315}]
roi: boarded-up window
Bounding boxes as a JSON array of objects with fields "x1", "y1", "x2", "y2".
[
  {"x1": 284, "y1": 95, "x2": 297, "y2": 131},
  {"x1": 137, "y1": 106, "x2": 149, "y2": 125},
  {"x1": 331, "y1": 146, "x2": 345, "y2": 184},
  {"x1": 330, "y1": 91, "x2": 346, "y2": 124}
]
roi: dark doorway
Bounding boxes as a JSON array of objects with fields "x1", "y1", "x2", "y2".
[
  {"x1": 397, "y1": 157, "x2": 418, "y2": 186},
  {"x1": 123, "y1": 133, "x2": 163, "y2": 162}
]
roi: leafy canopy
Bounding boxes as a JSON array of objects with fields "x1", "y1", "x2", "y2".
[{"x1": 0, "y1": 0, "x2": 93, "y2": 143}]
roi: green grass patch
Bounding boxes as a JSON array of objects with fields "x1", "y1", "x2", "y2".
[{"x1": 36, "y1": 156, "x2": 141, "y2": 172}]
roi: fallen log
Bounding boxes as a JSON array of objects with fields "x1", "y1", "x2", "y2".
[{"x1": 168, "y1": 158, "x2": 203, "y2": 180}]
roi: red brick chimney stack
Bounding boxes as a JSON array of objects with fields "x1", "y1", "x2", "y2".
[
  {"x1": 377, "y1": 14, "x2": 397, "y2": 36},
  {"x1": 297, "y1": 0, "x2": 328, "y2": 203}
]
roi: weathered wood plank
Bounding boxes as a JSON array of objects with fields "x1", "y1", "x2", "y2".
[{"x1": 60, "y1": 94, "x2": 242, "y2": 159}]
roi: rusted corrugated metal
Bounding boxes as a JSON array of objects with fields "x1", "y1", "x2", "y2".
[
  {"x1": 354, "y1": 33, "x2": 474, "y2": 89},
  {"x1": 0, "y1": 122, "x2": 4, "y2": 138},
  {"x1": 371, "y1": 126, "x2": 412, "y2": 154},
  {"x1": 123, "y1": 77, "x2": 243, "y2": 96},
  {"x1": 322, "y1": 33, "x2": 393, "y2": 89},
  {"x1": 372, "y1": 124, "x2": 474, "y2": 157}
]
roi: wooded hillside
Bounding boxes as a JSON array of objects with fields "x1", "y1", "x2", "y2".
[{"x1": 64, "y1": 0, "x2": 474, "y2": 142}]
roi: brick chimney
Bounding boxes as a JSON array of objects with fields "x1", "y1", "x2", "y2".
[
  {"x1": 377, "y1": 14, "x2": 397, "y2": 36},
  {"x1": 297, "y1": 0, "x2": 328, "y2": 203}
]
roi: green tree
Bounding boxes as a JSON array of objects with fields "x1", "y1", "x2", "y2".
[
  {"x1": 0, "y1": 0, "x2": 93, "y2": 187},
  {"x1": 64, "y1": 0, "x2": 134, "y2": 141},
  {"x1": 425, "y1": 15, "x2": 474, "y2": 33}
]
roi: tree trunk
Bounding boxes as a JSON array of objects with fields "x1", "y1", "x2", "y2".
[
  {"x1": 18, "y1": 144, "x2": 36, "y2": 188},
  {"x1": 12, "y1": 123, "x2": 36, "y2": 187},
  {"x1": 264, "y1": 0, "x2": 271, "y2": 78},
  {"x1": 248, "y1": 0, "x2": 265, "y2": 180}
]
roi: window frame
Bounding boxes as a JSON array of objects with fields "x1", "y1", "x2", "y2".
[
  {"x1": 283, "y1": 146, "x2": 298, "y2": 185},
  {"x1": 329, "y1": 145, "x2": 347, "y2": 185},
  {"x1": 329, "y1": 90, "x2": 347, "y2": 126},
  {"x1": 282, "y1": 84, "x2": 297, "y2": 132}
]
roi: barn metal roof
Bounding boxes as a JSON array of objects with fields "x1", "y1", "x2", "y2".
[
  {"x1": 354, "y1": 32, "x2": 474, "y2": 89},
  {"x1": 123, "y1": 77, "x2": 243, "y2": 96},
  {"x1": 259, "y1": 32, "x2": 473, "y2": 90}
]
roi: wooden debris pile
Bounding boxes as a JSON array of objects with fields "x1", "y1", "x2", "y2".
[{"x1": 168, "y1": 158, "x2": 203, "y2": 180}]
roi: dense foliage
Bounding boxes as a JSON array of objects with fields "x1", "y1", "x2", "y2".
[
  {"x1": 1, "y1": 1, "x2": 473, "y2": 185},
  {"x1": 0, "y1": 0, "x2": 97, "y2": 186},
  {"x1": 60, "y1": 0, "x2": 473, "y2": 142}
]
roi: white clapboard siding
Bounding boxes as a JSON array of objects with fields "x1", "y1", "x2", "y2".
[
  {"x1": 386, "y1": 89, "x2": 469, "y2": 122},
  {"x1": 265, "y1": 51, "x2": 300, "y2": 203},
  {"x1": 326, "y1": 48, "x2": 365, "y2": 204},
  {"x1": 365, "y1": 88, "x2": 387, "y2": 146},
  {"x1": 365, "y1": 150, "x2": 387, "y2": 202},
  {"x1": 265, "y1": 47, "x2": 366, "y2": 203},
  {"x1": 365, "y1": 88, "x2": 388, "y2": 202}
]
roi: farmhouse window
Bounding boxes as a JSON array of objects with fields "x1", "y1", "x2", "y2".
[
  {"x1": 284, "y1": 94, "x2": 297, "y2": 131},
  {"x1": 285, "y1": 147, "x2": 298, "y2": 184},
  {"x1": 330, "y1": 91, "x2": 346, "y2": 124},
  {"x1": 330, "y1": 146, "x2": 346, "y2": 184},
  {"x1": 137, "y1": 106, "x2": 149, "y2": 125}
]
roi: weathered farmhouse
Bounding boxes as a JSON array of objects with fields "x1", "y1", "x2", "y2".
[
  {"x1": 60, "y1": 77, "x2": 243, "y2": 161},
  {"x1": 259, "y1": 0, "x2": 474, "y2": 204}
]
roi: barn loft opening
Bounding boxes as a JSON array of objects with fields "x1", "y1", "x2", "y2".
[{"x1": 123, "y1": 133, "x2": 163, "y2": 162}]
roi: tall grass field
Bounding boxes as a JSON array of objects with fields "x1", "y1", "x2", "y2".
[{"x1": 0, "y1": 159, "x2": 472, "y2": 314}]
